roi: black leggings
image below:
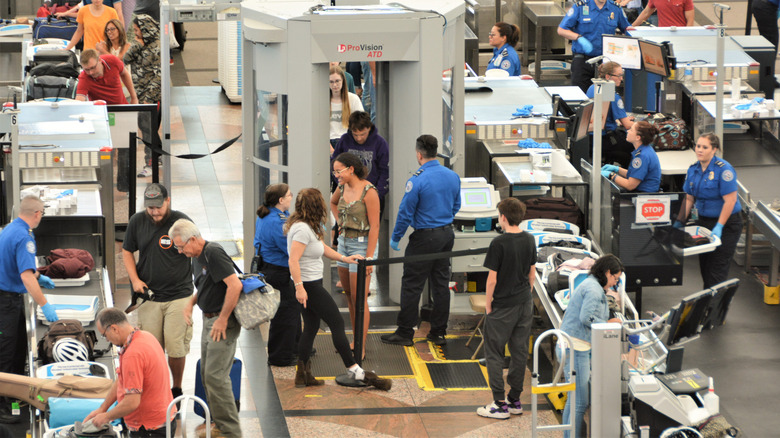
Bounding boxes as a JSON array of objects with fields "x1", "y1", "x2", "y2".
[{"x1": 298, "y1": 279, "x2": 356, "y2": 367}]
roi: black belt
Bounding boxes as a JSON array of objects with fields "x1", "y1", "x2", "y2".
[
  {"x1": 203, "y1": 311, "x2": 221, "y2": 318},
  {"x1": 573, "y1": 53, "x2": 595, "y2": 60},
  {"x1": 417, "y1": 224, "x2": 452, "y2": 232},
  {"x1": 0, "y1": 290, "x2": 23, "y2": 298}
]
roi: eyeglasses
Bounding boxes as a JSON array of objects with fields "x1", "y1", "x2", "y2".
[
  {"x1": 609, "y1": 72, "x2": 624, "y2": 78},
  {"x1": 173, "y1": 237, "x2": 191, "y2": 250},
  {"x1": 35, "y1": 210, "x2": 45, "y2": 217},
  {"x1": 332, "y1": 168, "x2": 350, "y2": 177},
  {"x1": 488, "y1": 33, "x2": 498, "y2": 37},
  {"x1": 83, "y1": 62, "x2": 99, "y2": 72},
  {"x1": 106, "y1": 27, "x2": 117, "y2": 32},
  {"x1": 101, "y1": 324, "x2": 113, "y2": 339},
  {"x1": 329, "y1": 79, "x2": 342, "y2": 84}
]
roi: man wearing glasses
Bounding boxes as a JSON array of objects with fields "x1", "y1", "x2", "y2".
[
  {"x1": 170, "y1": 219, "x2": 242, "y2": 438},
  {"x1": 76, "y1": 48, "x2": 138, "y2": 104},
  {"x1": 122, "y1": 183, "x2": 194, "y2": 406},
  {"x1": 0, "y1": 195, "x2": 58, "y2": 423},
  {"x1": 85, "y1": 308, "x2": 175, "y2": 437}
]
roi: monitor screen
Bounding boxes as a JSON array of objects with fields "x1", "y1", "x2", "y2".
[
  {"x1": 700, "y1": 279, "x2": 739, "y2": 330},
  {"x1": 461, "y1": 187, "x2": 492, "y2": 209},
  {"x1": 639, "y1": 39, "x2": 670, "y2": 77},
  {"x1": 573, "y1": 100, "x2": 594, "y2": 143},
  {"x1": 666, "y1": 290, "x2": 713, "y2": 346},
  {"x1": 603, "y1": 35, "x2": 641, "y2": 70}
]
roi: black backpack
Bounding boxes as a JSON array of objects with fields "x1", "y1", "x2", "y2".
[
  {"x1": 29, "y1": 61, "x2": 79, "y2": 79},
  {"x1": 37, "y1": 319, "x2": 97, "y2": 365}
]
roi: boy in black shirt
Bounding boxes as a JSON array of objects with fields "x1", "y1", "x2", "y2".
[{"x1": 477, "y1": 198, "x2": 537, "y2": 420}]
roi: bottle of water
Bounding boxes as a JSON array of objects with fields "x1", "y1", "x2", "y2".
[{"x1": 683, "y1": 63, "x2": 693, "y2": 86}]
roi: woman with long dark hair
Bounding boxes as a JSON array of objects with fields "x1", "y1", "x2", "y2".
[
  {"x1": 286, "y1": 188, "x2": 390, "y2": 390},
  {"x1": 255, "y1": 183, "x2": 301, "y2": 367},
  {"x1": 96, "y1": 18, "x2": 130, "y2": 59}
]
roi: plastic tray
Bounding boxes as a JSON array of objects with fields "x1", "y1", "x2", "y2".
[
  {"x1": 554, "y1": 289, "x2": 570, "y2": 311},
  {"x1": 37, "y1": 295, "x2": 98, "y2": 324},
  {"x1": 36, "y1": 361, "x2": 109, "y2": 378},
  {"x1": 51, "y1": 272, "x2": 89, "y2": 287},
  {"x1": 674, "y1": 226, "x2": 721, "y2": 256}
]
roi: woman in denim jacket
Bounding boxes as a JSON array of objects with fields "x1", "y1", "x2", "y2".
[{"x1": 558, "y1": 254, "x2": 624, "y2": 438}]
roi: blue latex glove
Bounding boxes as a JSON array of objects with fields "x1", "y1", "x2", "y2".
[
  {"x1": 672, "y1": 221, "x2": 684, "y2": 229},
  {"x1": 38, "y1": 274, "x2": 55, "y2": 289},
  {"x1": 577, "y1": 36, "x2": 594, "y2": 53},
  {"x1": 711, "y1": 223, "x2": 724, "y2": 239},
  {"x1": 390, "y1": 239, "x2": 401, "y2": 251},
  {"x1": 601, "y1": 164, "x2": 619, "y2": 173},
  {"x1": 512, "y1": 105, "x2": 534, "y2": 117},
  {"x1": 41, "y1": 303, "x2": 59, "y2": 322},
  {"x1": 600, "y1": 169, "x2": 613, "y2": 179}
]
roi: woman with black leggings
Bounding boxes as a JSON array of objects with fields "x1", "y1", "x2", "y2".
[{"x1": 286, "y1": 188, "x2": 391, "y2": 390}]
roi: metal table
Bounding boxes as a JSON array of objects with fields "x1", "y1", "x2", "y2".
[
  {"x1": 521, "y1": 1, "x2": 566, "y2": 83},
  {"x1": 751, "y1": 202, "x2": 780, "y2": 287}
]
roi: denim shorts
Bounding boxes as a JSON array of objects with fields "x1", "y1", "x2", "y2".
[{"x1": 337, "y1": 234, "x2": 378, "y2": 272}]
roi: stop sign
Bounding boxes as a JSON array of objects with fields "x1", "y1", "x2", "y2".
[{"x1": 641, "y1": 202, "x2": 666, "y2": 221}]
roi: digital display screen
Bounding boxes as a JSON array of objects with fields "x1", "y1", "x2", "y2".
[
  {"x1": 574, "y1": 101, "x2": 594, "y2": 143},
  {"x1": 639, "y1": 39, "x2": 669, "y2": 77},
  {"x1": 461, "y1": 187, "x2": 492, "y2": 209},
  {"x1": 603, "y1": 35, "x2": 641, "y2": 70}
]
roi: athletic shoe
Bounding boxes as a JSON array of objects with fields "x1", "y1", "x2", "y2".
[
  {"x1": 381, "y1": 333, "x2": 413, "y2": 346},
  {"x1": 506, "y1": 399, "x2": 523, "y2": 415},
  {"x1": 137, "y1": 166, "x2": 152, "y2": 177},
  {"x1": 477, "y1": 401, "x2": 509, "y2": 420},
  {"x1": 427, "y1": 333, "x2": 447, "y2": 346}
]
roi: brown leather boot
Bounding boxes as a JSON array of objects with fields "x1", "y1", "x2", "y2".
[
  {"x1": 295, "y1": 359, "x2": 323, "y2": 387},
  {"x1": 304, "y1": 359, "x2": 324, "y2": 386}
]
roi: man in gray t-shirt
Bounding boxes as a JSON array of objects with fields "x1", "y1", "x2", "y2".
[{"x1": 122, "y1": 183, "x2": 193, "y2": 402}]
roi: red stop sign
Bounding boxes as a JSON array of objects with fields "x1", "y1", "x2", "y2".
[{"x1": 642, "y1": 202, "x2": 665, "y2": 220}]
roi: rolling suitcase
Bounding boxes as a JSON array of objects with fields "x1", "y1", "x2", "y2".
[
  {"x1": 33, "y1": 16, "x2": 78, "y2": 41},
  {"x1": 194, "y1": 357, "x2": 241, "y2": 418},
  {"x1": 31, "y1": 47, "x2": 79, "y2": 70},
  {"x1": 25, "y1": 75, "x2": 78, "y2": 101}
]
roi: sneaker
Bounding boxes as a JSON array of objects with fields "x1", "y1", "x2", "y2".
[
  {"x1": 506, "y1": 399, "x2": 523, "y2": 415},
  {"x1": 477, "y1": 401, "x2": 510, "y2": 420},
  {"x1": 427, "y1": 333, "x2": 447, "y2": 346},
  {"x1": 137, "y1": 166, "x2": 152, "y2": 177},
  {"x1": 381, "y1": 333, "x2": 413, "y2": 346}
]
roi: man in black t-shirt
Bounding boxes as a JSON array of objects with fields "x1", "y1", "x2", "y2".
[
  {"x1": 122, "y1": 183, "x2": 193, "y2": 403},
  {"x1": 476, "y1": 198, "x2": 537, "y2": 420},
  {"x1": 170, "y1": 219, "x2": 242, "y2": 438}
]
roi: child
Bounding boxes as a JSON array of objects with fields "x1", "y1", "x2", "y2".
[{"x1": 477, "y1": 198, "x2": 537, "y2": 419}]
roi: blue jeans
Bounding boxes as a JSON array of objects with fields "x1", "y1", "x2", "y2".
[
  {"x1": 557, "y1": 345, "x2": 590, "y2": 438},
  {"x1": 361, "y1": 62, "x2": 376, "y2": 123}
]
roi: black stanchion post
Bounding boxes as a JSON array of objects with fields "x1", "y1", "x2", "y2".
[
  {"x1": 128, "y1": 131, "x2": 137, "y2": 218},
  {"x1": 152, "y1": 106, "x2": 160, "y2": 183},
  {"x1": 354, "y1": 258, "x2": 367, "y2": 367}
]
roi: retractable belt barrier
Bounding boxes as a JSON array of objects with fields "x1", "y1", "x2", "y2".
[
  {"x1": 137, "y1": 133, "x2": 242, "y2": 160},
  {"x1": 351, "y1": 246, "x2": 488, "y2": 366}
]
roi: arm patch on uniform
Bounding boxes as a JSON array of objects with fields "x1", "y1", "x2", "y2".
[
  {"x1": 501, "y1": 60, "x2": 511, "y2": 70},
  {"x1": 27, "y1": 241, "x2": 36, "y2": 254},
  {"x1": 632, "y1": 157, "x2": 642, "y2": 169},
  {"x1": 722, "y1": 170, "x2": 734, "y2": 182},
  {"x1": 405, "y1": 181, "x2": 414, "y2": 193}
]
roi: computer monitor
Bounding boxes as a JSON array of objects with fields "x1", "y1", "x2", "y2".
[
  {"x1": 666, "y1": 289, "x2": 713, "y2": 346},
  {"x1": 571, "y1": 100, "x2": 594, "y2": 143},
  {"x1": 638, "y1": 39, "x2": 672, "y2": 78},
  {"x1": 700, "y1": 279, "x2": 739, "y2": 330},
  {"x1": 549, "y1": 94, "x2": 576, "y2": 131},
  {"x1": 461, "y1": 186, "x2": 493, "y2": 210},
  {"x1": 602, "y1": 35, "x2": 641, "y2": 70}
]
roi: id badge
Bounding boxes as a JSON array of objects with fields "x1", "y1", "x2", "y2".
[
  {"x1": 691, "y1": 206, "x2": 699, "y2": 222},
  {"x1": 583, "y1": 5, "x2": 589, "y2": 14},
  {"x1": 358, "y1": 236, "x2": 365, "y2": 242}
]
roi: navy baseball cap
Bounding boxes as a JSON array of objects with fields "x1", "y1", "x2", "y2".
[{"x1": 143, "y1": 183, "x2": 168, "y2": 208}]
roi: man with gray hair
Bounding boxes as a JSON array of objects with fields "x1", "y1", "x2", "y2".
[
  {"x1": 0, "y1": 195, "x2": 58, "y2": 423},
  {"x1": 85, "y1": 308, "x2": 175, "y2": 437},
  {"x1": 169, "y1": 219, "x2": 242, "y2": 438}
]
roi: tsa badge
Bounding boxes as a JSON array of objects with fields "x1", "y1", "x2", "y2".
[
  {"x1": 405, "y1": 181, "x2": 413, "y2": 193},
  {"x1": 610, "y1": 12, "x2": 614, "y2": 20},
  {"x1": 501, "y1": 60, "x2": 511, "y2": 70},
  {"x1": 632, "y1": 157, "x2": 642, "y2": 169},
  {"x1": 26, "y1": 241, "x2": 35, "y2": 254},
  {"x1": 722, "y1": 170, "x2": 734, "y2": 182},
  {"x1": 708, "y1": 171, "x2": 714, "y2": 180}
]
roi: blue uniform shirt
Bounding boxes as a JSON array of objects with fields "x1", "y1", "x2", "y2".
[
  {"x1": 0, "y1": 217, "x2": 38, "y2": 293},
  {"x1": 683, "y1": 157, "x2": 742, "y2": 218},
  {"x1": 486, "y1": 44, "x2": 522, "y2": 76},
  {"x1": 559, "y1": 0, "x2": 630, "y2": 57},
  {"x1": 255, "y1": 207, "x2": 290, "y2": 267},
  {"x1": 392, "y1": 160, "x2": 461, "y2": 242},
  {"x1": 586, "y1": 85, "x2": 627, "y2": 132},
  {"x1": 626, "y1": 144, "x2": 661, "y2": 192}
]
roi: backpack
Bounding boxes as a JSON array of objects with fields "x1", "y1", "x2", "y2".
[
  {"x1": 37, "y1": 319, "x2": 97, "y2": 365},
  {"x1": 29, "y1": 61, "x2": 79, "y2": 79},
  {"x1": 25, "y1": 75, "x2": 78, "y2": 101}
]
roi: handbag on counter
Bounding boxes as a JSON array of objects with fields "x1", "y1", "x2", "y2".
[{"x1": 230, "y1": 260, "x2": 280, "y2": 330}]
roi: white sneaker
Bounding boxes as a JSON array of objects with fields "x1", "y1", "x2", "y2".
[
  {"x1": 506, "y1": 399, "x2": 523, "y2": 415},
  {"x1": 476, "y1": 401, "x2": 510, "y2": 419},
  {"x1": 137, "y1": 166, "x2": 152, "y2": 177}
]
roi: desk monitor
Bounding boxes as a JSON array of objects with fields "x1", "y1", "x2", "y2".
[
  {"x1": 700, "y1": 279, "x2": 739, "y2": 330},
  {"x1": 639, "y1": 39, "x2": 671, "y2": 78},
  {"x1": 666, "y1": 289, "x2": 713, "y2": 346},
  {"x1": 549, "y1": 94, "x2": 576, "y2": 131},
  {"x1": 571, "y1": 100, "x2": 594, "y2": 143},
  {"x1": 455, "y1": 177, "x2": 500, "y2": 220},
  {"x1": 461, "y1": 186, "x2": 493, "y2": 209},
  {"x1": 602, "y1": 35, "x2": 641, "y2": 70}
]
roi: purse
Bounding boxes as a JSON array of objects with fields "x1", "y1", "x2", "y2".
[{"x1": 230, "y1": 260, "x2": 280, "y2": 330}]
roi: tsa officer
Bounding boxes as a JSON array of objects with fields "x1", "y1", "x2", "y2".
[
  {"x1": 601, "y1": 120, "x2": 661, "y2": 192},
  {"x1": 558, "y1": 0, "x2": 630, "y2": 92},
  {"x1": 487, "y1": 22, "x2": 522, "y2": 77},
  {"x1": 675, "y1": 133, "x2": 742, "y2": 288},
  {"x1": 0, "y1": 195, "x2": 58, "y2": 424},
  {"x1": 382, "y1": 135, "x2": 461, "y2": 347}
]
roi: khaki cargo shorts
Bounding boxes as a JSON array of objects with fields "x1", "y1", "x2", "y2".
[{"x1": 137, "y1": 296, "x2": 193, "y2": 358}]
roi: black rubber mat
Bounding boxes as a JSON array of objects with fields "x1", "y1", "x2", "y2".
[
  {"x1": 426, "y1": 362, "x2": 488, "y2": 389},
  {"x1": 436, "y1": 336, "x2": 484, "y2": 361},
  {"x1": 309, "y1": 332, "x2": 413, "y2": 378}
]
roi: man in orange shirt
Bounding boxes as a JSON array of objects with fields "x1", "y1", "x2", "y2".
[{"x1": 84, "y1": 308, "x2": 176, "y2": 437}]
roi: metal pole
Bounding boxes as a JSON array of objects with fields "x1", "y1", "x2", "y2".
[
  {"x1": 354, "y1": 259, "x2": 367, "y2": 367},
  {"x1": 592, "y1": 88, "x2": 603, "y2": 244},
  {"x1": 160, "y1": 1, "x2": 172, "y2": 192},
  {"x1": 715, "y1": 9, "x2": 727, "y2": 147}
]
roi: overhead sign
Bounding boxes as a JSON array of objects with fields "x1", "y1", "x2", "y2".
[{"x1": 635, "y1": 195, "x2": 671, "y2": 224}]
